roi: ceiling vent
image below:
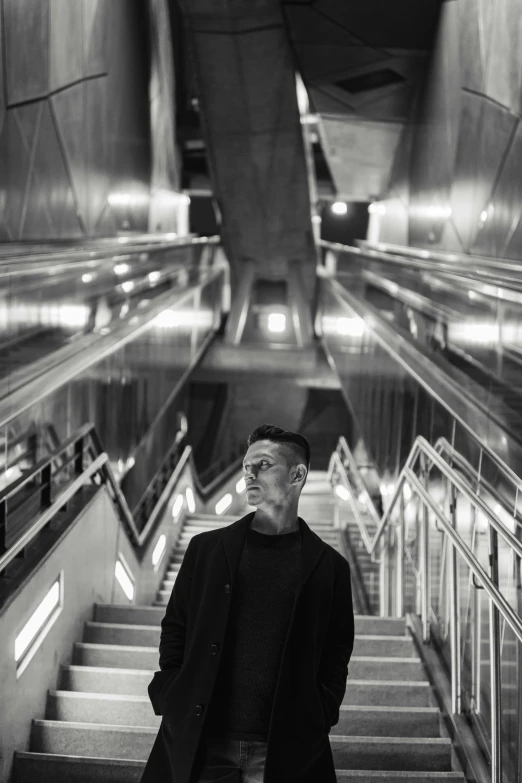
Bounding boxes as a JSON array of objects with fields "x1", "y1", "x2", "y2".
[{"x1": 335, "y1": 69, "x2": 406, "y2": 94}]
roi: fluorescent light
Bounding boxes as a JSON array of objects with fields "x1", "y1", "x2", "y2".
[
  {"x1": 115, "y1": 559, "x2": 134, "y2": 601},
  {"x1": 114, "y1": 263, "x2": 130, "y2": 275},
  {"x1": 185, "y1": 487, "x2": 196, "y2": 514},
  {"x1": 152, "y1": 534, "x2": 167, "y2": 567},
  {"x1": 121, "y1": 281, "x2": 134, "y2": 293},
  {"x1": 15, "y1": 579, "x2": 61, "y2": 663},
  {"x1": 334, "y1": 485, "x2": 350, "y2": 501},
  {"x1": 236, "y1": 477, "x2": 246, "y2": 494},
  {"x1": 215, "y1": 493, "x2": 233, "y2": 515},
  {"x1": 154, "y1": 309, "x2": 214, "y2": 329},
  {"x1": 82, "y1": 273, "x2": 93, "y2": 283},
  {"x1": 331, "y1": 202, "x2": 347, "y2": 215},
  {"x1": 480, "y1": 210, "x2": 488, "y2": 223},
  {"x1": 172, "y1": 493, "x2": 184, "y2": 519},
  {"x1": 267, "y1": 313, "x2": 286, "y2": 333}
]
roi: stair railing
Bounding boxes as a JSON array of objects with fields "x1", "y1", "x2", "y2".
[{"x1": 329, "y1": 433, "x2": 522, "y2": 783}]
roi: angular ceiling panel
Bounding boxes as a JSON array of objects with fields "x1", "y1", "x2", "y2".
[
  {"x1": 449, "y1": 93, "x2": 516, "y2": 251},
  {"x1": 4, "y1": 0, "x2": 49, "y2": 104},
  {"x1": 472, "y1": 122, "x2": 522, "y2": 258},
  {"x1": 484, "y1": 0, "x2": 522, "y2": 114},
  {"x1": 83, "y1": 0, "x2": 109, "y2": 76},
  {"x1": 84, "y1": 77, "x2": 109, "y2": 234},
  {"x1": 296, "y1": 45, "x2": 386, "y2": 83},
  {"x1": 49, "y1": 0, "x2": 83, "y2": 91},
  {"x1": 0, "y1": 106, "x2": 38, "y2": 239},
  {"x1": 0, "y1": 10, "x2": 5, "y2": 138},
  {"x1": 458, "y1": 0, "x2": 484, "y2": 92},
  {"x1": 284, "y1": 5, "x2": 365, "y2": 48},
  {"x1": 319, "y1": 116, "x2": 403, "y2": 201},
  {"x1": 306, "y1": 0, "x2": 440, "y2": 49},
  {"x1": 52, "y1": 83, "x2": 87, "y2": 228},
  {"x1": 22, "y1": 101, "x2": 82, "y2": 238}
]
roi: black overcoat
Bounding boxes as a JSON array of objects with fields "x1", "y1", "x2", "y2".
[{"x1": 141, "y1": 511, "x2": 355, "y2": 783}]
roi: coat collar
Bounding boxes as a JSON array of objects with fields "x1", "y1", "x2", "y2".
[{"x1": 221, "y1": 511, "x2": 326, "y2": 598}]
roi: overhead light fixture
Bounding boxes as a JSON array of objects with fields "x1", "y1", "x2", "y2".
[
  {"x1": 331, "y1": 202, "x2": 348, "y2": 216},
  {"x1": 267, "y1": 313, "x2": 286, "y2": 333}
]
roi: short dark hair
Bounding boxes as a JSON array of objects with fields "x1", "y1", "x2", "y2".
[{"x1": 247, "y1": 424, "x2": 311, "y2": 471}]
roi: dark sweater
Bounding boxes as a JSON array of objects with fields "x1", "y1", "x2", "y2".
[{"x1": 204, "y1": 523, "x2": 302, "y2": 741}]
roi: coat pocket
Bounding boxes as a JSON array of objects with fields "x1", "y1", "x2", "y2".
[{"x1": 148, "y1": 667, "x2": 183, "y2": 715}]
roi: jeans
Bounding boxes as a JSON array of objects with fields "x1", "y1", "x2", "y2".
[{"x1": 197, "y1": 735, "x2": 268, "y2": 782}]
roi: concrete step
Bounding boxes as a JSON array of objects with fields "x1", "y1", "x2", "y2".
[
  {"x1": 352, "y1": 635, "x2": 416, "y2": 658},
  {"x1": 47, "y1": 691, "x2": 159, "y2": 728},
  {"x1": 93, "y1": 605, "x2": 164, "y2": 626},
  {"x1": 14, "y1": 746, "x2": 464, "y2": 783},
  {"x1": 344, "y1": 680, "x2": 434, "y2": 708},
  {"x1": 73, "y1": 642, "x2": 157, "y2": 670},
  {"x1": 60, "y1": 665, "x2": 152, "y2": 696},
  {"x1": 335, "y1": 773, "x2": 465, "y2": 782},
  {"x1": 13, "y1": 752, "x2": 145, "y2": 783},
  {"x1": 31, "y1": 720, "x2": 156, "y2": 759},
  {"x1": 334, "y1": 705, "x2": 440, "y2": 738},
  {"x1": 329, "y1": 736, "x2": 453, "y2": 771},
  {"x1": 349, "y1": 657, "x2": 427, "y2": 682},
  {"x1": 83, "y1": 622, "x2": 160, "y2": 647}
]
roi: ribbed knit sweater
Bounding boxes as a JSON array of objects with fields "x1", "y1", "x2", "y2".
[{"x1": 204, "y1": 522, "x2": 302, "y2": 741}]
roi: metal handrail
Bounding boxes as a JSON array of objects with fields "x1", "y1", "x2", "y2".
[
  {"x1": 329, "y1": 435, "x2": 522, "y2": 563},
  {"x1": 329, "y1": 432, "x2": 522, "y2": 783}
]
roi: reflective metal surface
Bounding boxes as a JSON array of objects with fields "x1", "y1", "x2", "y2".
[{"x1": 0, "y1": 241, "x2": 225, "y2": 514}]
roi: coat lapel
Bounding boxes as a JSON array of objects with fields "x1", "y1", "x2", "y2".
[{"x1": 221, "y1": 511, "x2": 326, "y2": 598}]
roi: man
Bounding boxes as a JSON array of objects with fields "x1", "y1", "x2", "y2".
[{"x1": 141, "y1": 424, "x2": 355, "y2": 783}]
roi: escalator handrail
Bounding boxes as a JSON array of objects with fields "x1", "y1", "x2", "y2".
[
  {"x1": 0, "y1": 262, "x2": 226, "y2": 431},
  {"x1": 322, "y1": 239, "x2": 522, "y2": 297},
  {"x1": 0, "y1": 234, "x2": 218, "y2": 272}
]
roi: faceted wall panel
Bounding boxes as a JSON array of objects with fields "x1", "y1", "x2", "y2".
[
  {"x1": 0, "y1": 0, "x2": 151, "y2": 240},
  {"x1": 380, "y1": 0, "x2": 522, "y2": 262},
  {"x1": 4, "y1": 0, "x2": 49, "y2": 104}
]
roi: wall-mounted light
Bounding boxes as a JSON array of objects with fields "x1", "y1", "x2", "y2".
[
  {"x1": 334, "y1": 484, "x2": 350, "y2": 501},
  {"x1": 82, "y1": 273, "x2": 94, "y2": 283},
  {"x1": 115, "y1": 557, "x2": 135, "y2": 601},
  {"x1": 368, "y1": 203, "x2": 386, "y2": 215},
  {"x1": 172, "y1": 494, "x2": 184, "y2": 520},
  {"x1": 215, "y1": 493, "x2": 233, "y2": 515},
  {"x1": 236, "y1": 477, "x2": 246, "y2": 494},
  {"x1": 114, "y1": 263, "x2": 130, "y2": 276},
  {"x1": 121, "y1": 281, "x2": 134, "y2": 294},
  {"x1": 331, "y1": 202, "x2": 347, "y2": 216},
  {"x1": 152, "y1": 534, "x2": 167, "y2": 567},
  {"x1": 15, "y1": 575, "x2": 63, "y2": 677},
  {"x1": 185, "y1": 487, "x2": 196, "y2": 514}
]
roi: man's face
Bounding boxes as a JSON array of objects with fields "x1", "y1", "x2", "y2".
[{"x1": 242, "y1": 440, "x2": 297, "y2": 508}]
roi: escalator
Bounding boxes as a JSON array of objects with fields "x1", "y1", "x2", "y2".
[{"x1": 2, "y1": 237, "x2": 521, "y2": 782}]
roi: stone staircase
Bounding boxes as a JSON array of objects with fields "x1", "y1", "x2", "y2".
[{"x1": 13, "y1": 471, "x2": 466, "y2": 782}]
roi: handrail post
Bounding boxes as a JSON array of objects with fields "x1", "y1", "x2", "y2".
[
  {"x1": 379, "y1": 531, "x2": 389, "y2": 617},
  {"x1": 41, "y1": 464, "x2": 52, "y2": 509},
  {"x1": 396, "y1": 486, "x2": 405, "y2": 618},
  {"x1": 489, "y1": 525, "x2": 502, "y2": 783},
  {"x1": 449, "y1": 484, "x2": 461, "y2": 714},
  {"x1": 420, "y1": 453, "x2": 430, "y2": 643},
  {"x1": 74, "y1": 436, "x2": 84, "y2": 475}
]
